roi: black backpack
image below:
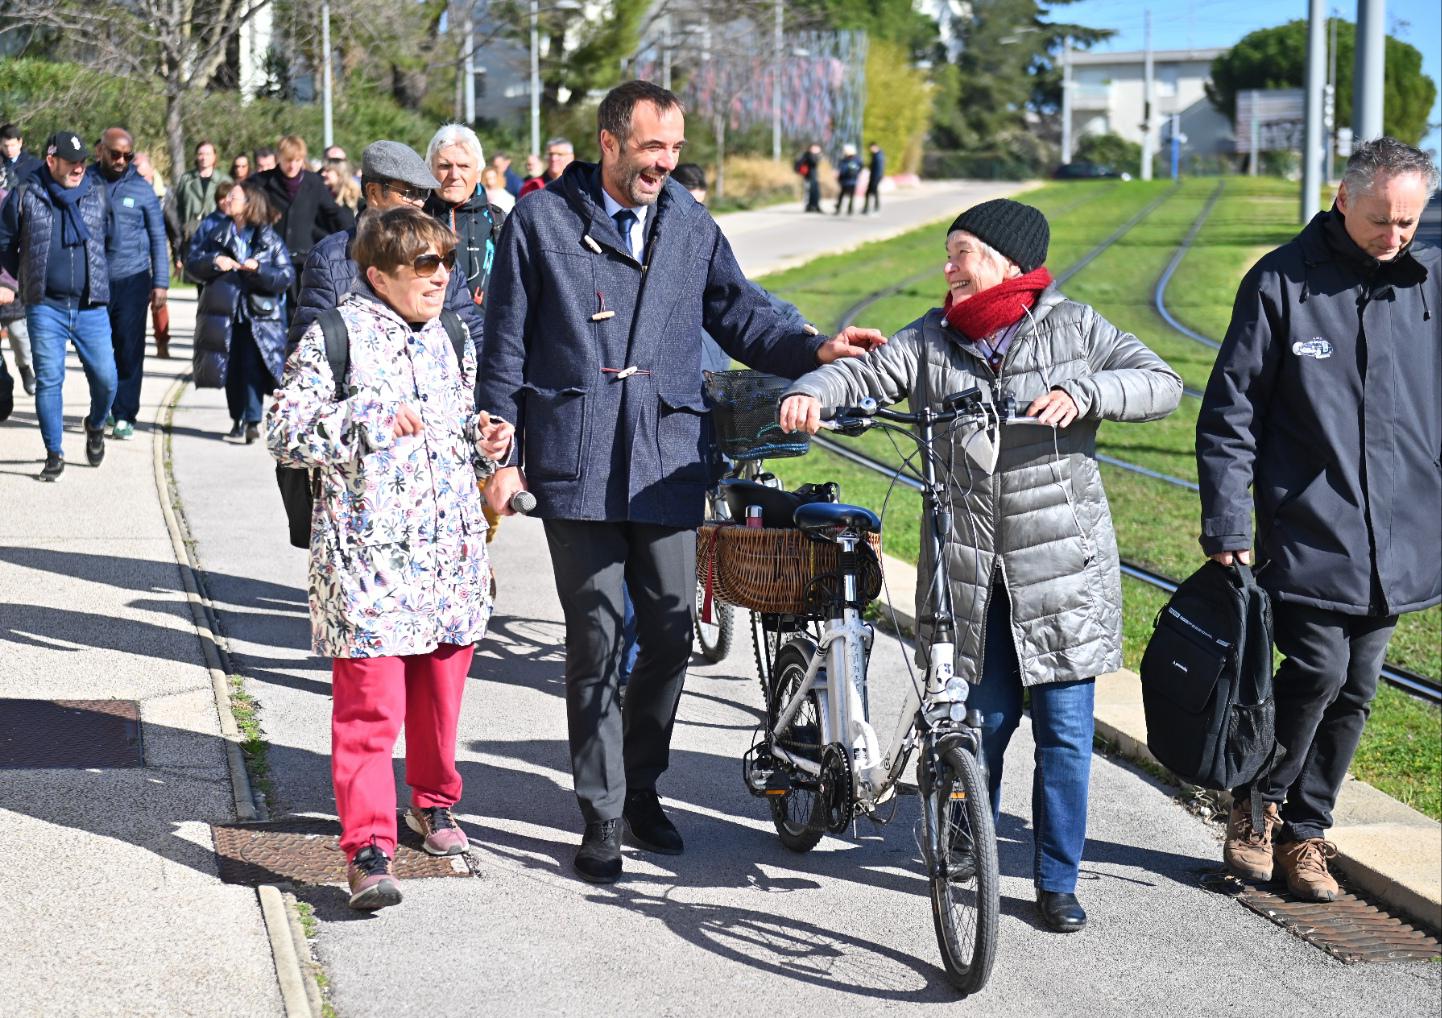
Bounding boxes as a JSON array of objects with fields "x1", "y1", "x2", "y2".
[
  {"x1": 1140, "y1": 560, "x2": 1283, "y2": 801},
  {"x1": 275, "y1": 307, "x2": 468, "y2": 549}
]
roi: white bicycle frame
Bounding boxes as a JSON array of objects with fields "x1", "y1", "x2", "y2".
[{"x1": 768, "y1": 533, "x2": 974, "y2": 811}]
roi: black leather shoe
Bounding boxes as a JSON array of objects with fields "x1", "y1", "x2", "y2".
[
  {"x1": 225, "y1": 421, "x2": 244, "y2": 442},
  {"x1": 1036, "y1": 891, "x2": 1087, "y2": 932},
  {"x1": 244, "y1": 423, "x2": 260, "y2": 445},
  {"x1": 574, "y1": 820, "x2": 622, "y2": 884},
  {"x1": 623, "y1": 789, "x2": 684, "y2": 855}
]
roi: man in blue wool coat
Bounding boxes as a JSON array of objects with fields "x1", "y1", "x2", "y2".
[{"x1": 480, "y1": 79, "x2": 883, "y2": 883}]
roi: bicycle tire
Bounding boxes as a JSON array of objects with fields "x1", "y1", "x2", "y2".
[
  {"x1": 694, "y1": 581, "x2": 734, "y2": 662},
  {"x1": 766, "y1": 641, "x2": 826, "y2": 852},
  {"x1": 924, "y1": 743, "x2": 999, "y2": 996}
]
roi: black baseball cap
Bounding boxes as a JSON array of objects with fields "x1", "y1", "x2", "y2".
[{"x1": 46, "y1": 131, "x2": 87, "y2": 162}]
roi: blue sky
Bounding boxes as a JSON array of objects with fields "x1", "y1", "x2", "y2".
[{"x1": 1051, "y1": 0, "x2": 1442, "y2": 161}]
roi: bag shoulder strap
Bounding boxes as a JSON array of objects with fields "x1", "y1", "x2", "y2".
[
  {"x1": 316, "y1": 307, "x2": 348, "y2": 402},
  {"x1": 438, "y1": 308, "x2": 467, "y2": 365}
]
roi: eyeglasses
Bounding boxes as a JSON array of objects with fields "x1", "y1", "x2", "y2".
[
  {"x1": 383, "y1": 181, "x2": 430, "y2": 204},
  {"x1": 107, "y1": 149, "x2": 135, "y2": 162},
  {"x1": 412, "y1": 250, "x2": 456, "y2": 275}
]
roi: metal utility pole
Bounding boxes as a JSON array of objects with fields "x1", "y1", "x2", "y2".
[
  {"x1": 1327, "y1": 9, "x2": 1339, "y2": 175},
  {"x1": 772, "y1": 0, "x2": 783, "y2": 162},
  {"x1": 1140, "y1": 10, "x2": 1154, "y2": 180},
  {"x1": 1353, "y1": 0, "x2": 1385, "y2": 141},
  {"x1": 1061, "y1": 36, "x2": 1073, "y2": 163},
  {"x1": 662, "y1": 15, "x2": 672, "y2": 91},
  {"x1": 1303, "y1": 0, "x2": 1327, "y2": 222},
  {"x1": 462, "y1": 3, "x2": 476, "y2": 125},
  {"x1": 321, "y1": 0, "x2": 334, "y2": 148},
  {"x1": 529, "y1": 0, "x2": 541, "y2": 156}
]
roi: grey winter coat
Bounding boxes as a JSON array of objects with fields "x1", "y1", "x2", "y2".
[
  {"x1": 1197, "y1": 208, "x2": 1441, "y2": 616},
  {"x1": 787, "y1": 289, "x2": 1183, "y2": 687},
  {"x1": 478, "y1": 161, "x2": 826, "y2": 527}
]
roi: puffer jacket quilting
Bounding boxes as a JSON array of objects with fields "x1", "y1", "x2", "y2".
[
  {"x1": 786, "y1": 288, "x2": 1183, "y2": 687},
  {"x1": 0, "y1": 179, "x2": 111, "y2": 306}
]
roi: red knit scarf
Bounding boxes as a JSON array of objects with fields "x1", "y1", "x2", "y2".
[{"x1": 942, "y1": 266, "x2": 1053, "y2": 342}]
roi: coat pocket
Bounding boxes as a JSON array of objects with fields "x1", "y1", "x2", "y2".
[
  {"x1": 657, "y1": 391, "x2": 710, "y2": 485},
  {"x1": 521, "y1": 384, "x2": 588, "y2": 480}
]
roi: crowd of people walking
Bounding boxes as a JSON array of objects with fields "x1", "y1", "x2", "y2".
[{"x1": 0, "y1": 87, "x2": 1435, "y2": 933}]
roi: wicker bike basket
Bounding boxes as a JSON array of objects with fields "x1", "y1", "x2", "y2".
[
  {"x1": 704, "y1": 370, "x2": 811, "y2": 461},
  {"x1": 696, "y1": 524, "x2": 884, "y2": 616}
]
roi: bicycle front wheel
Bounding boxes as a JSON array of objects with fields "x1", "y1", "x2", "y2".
[
  {"x1": 694, "y1": 580, "x2": 734, "y2": 662},
  {"x1": 924, "y1": 743, "x2": 999, "y2": 996}
]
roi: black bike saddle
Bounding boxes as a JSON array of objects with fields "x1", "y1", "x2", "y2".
[{"x1": 793, "y1": 502, "x2": 881, "y2": 535}]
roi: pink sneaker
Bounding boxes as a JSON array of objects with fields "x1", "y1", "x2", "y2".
[
  {"x1": 406, "y1": 805, "x2": 470, "y2": 856},
  {"x1": 347, "y1": 845, "x2": 402, "y2": 911}
]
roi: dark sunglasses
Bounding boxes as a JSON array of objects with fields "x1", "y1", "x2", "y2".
[
  {"x1": 107, "y1": 148, "x2": 135, "y2": 162},
  {"x1": 383, "y1": 180, "x2": 430, "y2": 204},
  {"x1": 412, "y1": 250, "x2": 456, "y2": 275}
]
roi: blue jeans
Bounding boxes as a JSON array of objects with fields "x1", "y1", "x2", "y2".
[
  {"x1": 107, "y1": 273, "x2": 152, "y2": 424},
  {"x1": 28, "y1": 302, "x2": 116, "y2": 454},
  {"x1": 225, "y1": 321, "x2": 270, "y2": 425},
  {"x1": 967, "y1": 586, "x2": 1095, "y2": 894}
]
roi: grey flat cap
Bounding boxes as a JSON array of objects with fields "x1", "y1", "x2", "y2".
[{"x1": 360, "y1": 140, "x2": 441, "y2": 189}]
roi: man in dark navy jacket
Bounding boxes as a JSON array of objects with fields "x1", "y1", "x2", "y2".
[
  {"x1": 1198, "y1": 137, "x2": 1440, "y2": 902},
  {"x1": 90, "y1": 127, "x2": 169, "y2": 441},
  {"x1": 479, "y1": 80, "x2": 883, "y2": 884}
]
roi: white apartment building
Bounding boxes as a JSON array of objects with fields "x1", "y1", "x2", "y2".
[{"x1": 1064, "y1": 47, "x2": 1235, "y2": 164}]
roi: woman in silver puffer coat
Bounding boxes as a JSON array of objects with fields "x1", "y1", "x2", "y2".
[{"x1": 781, "y1": 199, "x2": 1182, "y2": 933}]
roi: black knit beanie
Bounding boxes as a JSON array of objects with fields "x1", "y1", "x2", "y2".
[{"x1": 947, "y1": 199, "x2": 1050, "y2": 273}]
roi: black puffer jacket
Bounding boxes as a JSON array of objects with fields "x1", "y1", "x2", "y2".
[
  {"x1": 286, "y1": 215, "x2": 484, "y2": 357},
  {"x1": 186, "y1": 212, "x2": 296, "y2": 388},
  {"x1": 1197, "y1": 208, "x2": 1441, "y2": 616}
]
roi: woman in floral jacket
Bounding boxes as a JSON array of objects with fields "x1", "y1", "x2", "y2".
[{"x1": 265, "y1": 206, "x2": 513, "y2": 911}]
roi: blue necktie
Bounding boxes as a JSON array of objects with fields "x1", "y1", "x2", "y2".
[{"x1": 613, "y1": 209, "x2": 638, "y2": 261}]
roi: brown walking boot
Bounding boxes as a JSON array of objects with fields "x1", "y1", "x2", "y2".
[
  {"x1": 1275, "y1": 837, "x2": 1341, "y2": 901},
  {"x1": 1223, "y1": 798, "x2": 1281, "y2": 881}
]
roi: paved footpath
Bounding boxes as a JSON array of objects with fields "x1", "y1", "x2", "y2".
[{"x1": 4, "y1": 181, "x2": 1438, "y2": 1016}]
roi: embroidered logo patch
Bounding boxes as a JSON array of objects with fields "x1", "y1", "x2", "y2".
[
  {"x1": 1291, "y1": 338, "x2": 1333, "y2": 360},
  {"x1": 122, "y1": 197, "x2": 135, "y2": 208}
]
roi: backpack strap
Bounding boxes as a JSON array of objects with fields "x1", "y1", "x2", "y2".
[
  {"x1": 438, "y1": 308, "x2": 468, "y2": 366},
  {"x1": 316, "y1": 307, "x2": 348, "y2": 402}
]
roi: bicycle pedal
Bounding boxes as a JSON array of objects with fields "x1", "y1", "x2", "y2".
[{"x1": 762, "y1": 772, "x2": 792, "y2": 796}]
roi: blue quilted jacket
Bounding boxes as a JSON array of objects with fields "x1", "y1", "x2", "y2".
[{"x1": 0, "y1": 174, "x2": 111, "y2": 306}]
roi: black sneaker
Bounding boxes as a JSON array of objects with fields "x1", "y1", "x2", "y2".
[
  {"x1": 40, "y1": 452, "x2": 64, "y2": 482},
  {"x1": 574, "y1": 819, "x2": 622, "y2": 883},
  {"x1": 623, "y1": 789, "x2": 684, "y2": 855},
  {"x1": 244, "y1": 423, "x2": 260, "y2": 445},
  {"x1": 85, "y1": 426, "x2": 105, "y2": 466}
]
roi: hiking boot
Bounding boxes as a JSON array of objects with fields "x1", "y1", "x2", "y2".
[
  {"x1": 20, "y1": 364, "x2": 35, "y2": 395},
  {"x1": 40, "y1": 452, "x2": 64, "y2": 482},
  {"x1": 111, "y1": 420, "x2": 134, "y2": 441},
  {"x1": 1276, "y1": 837, "x2": 1341, "y2": 902},
  {"x1": 405, "y1": 805, "x2": 469, "y2": 856},
  {"x1": 347, "y1": 845, "x2": 402, "y2": 911},
  {"x1": 85, "y1": 426, "x2": 105, "y2": 466},
  {"x1": 1224, "y1": 798, "x2": 1281, "y2": 882}
]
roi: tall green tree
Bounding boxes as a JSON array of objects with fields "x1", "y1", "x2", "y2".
[
  {"x1": 939, "y1": 0, "x2": 1111, "y2": 152},
  {"x1": 1206, "y1": 19, "x2": 1435, "y2": 145}
]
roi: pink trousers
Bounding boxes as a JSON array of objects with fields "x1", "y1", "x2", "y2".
[{"x1": 331, "y1": 644, "x2": 473, "y2": 860}]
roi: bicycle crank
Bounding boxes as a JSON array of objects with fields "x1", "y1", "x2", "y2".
[{"x1": 815, "y1": 743, "x2": 855, "y2": 834}]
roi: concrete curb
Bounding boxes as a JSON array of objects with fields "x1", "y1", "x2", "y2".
[
  {"x1": 875, "y1": 550, "x2": 1442, "y2": 933},
  {"x1": 257, "y1": 885, "x2": 319, "y2": 1018},
  {"x1": 152, "y1": 371, "x2": 261, "y2": 823}
]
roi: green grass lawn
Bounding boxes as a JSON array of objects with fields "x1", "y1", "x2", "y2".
[{"x1": 754, "y1": 176, "x2": 1441, "y2": 818}]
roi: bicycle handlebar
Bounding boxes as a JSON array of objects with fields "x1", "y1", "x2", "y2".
[{"x1": 818, "y1": 387, "x2": 995, "y2": 435}]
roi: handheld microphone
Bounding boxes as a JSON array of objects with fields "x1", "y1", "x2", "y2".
[{"x1": 508, "y1": 490, "x2": 537, "y2": 515}]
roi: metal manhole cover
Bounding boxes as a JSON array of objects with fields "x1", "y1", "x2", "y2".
[
  {"x1": 0, "y1": 699, "x2": 142, "y2": 768},
  {"x1": 1202, "y1": 871, "x2": 1441, "y2": 963},
  {"x1": 211, "y1": 816, "x2": 476, "y2": 886}
]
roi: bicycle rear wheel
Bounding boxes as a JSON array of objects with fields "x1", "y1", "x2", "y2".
[
  {"x1": 766, "y1": 641, "x2": 825, "y2": 852},
  {"x1": 694, "y1": 580, "x2": 734, "y2": 662},
  {"x1": 923, "y1": 742, "x2": 999, "y2": 996}
]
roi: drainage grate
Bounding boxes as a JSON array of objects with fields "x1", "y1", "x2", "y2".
[
  {"x1": 0, "y1": 699, "x2": 143, "y2": 768},
  {"x1": 211, "y1": 816, "x2": 476, "y2": 886},
  {"x1": 1203, "y1": 871, "x2": 1441, "y2": 963}
]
